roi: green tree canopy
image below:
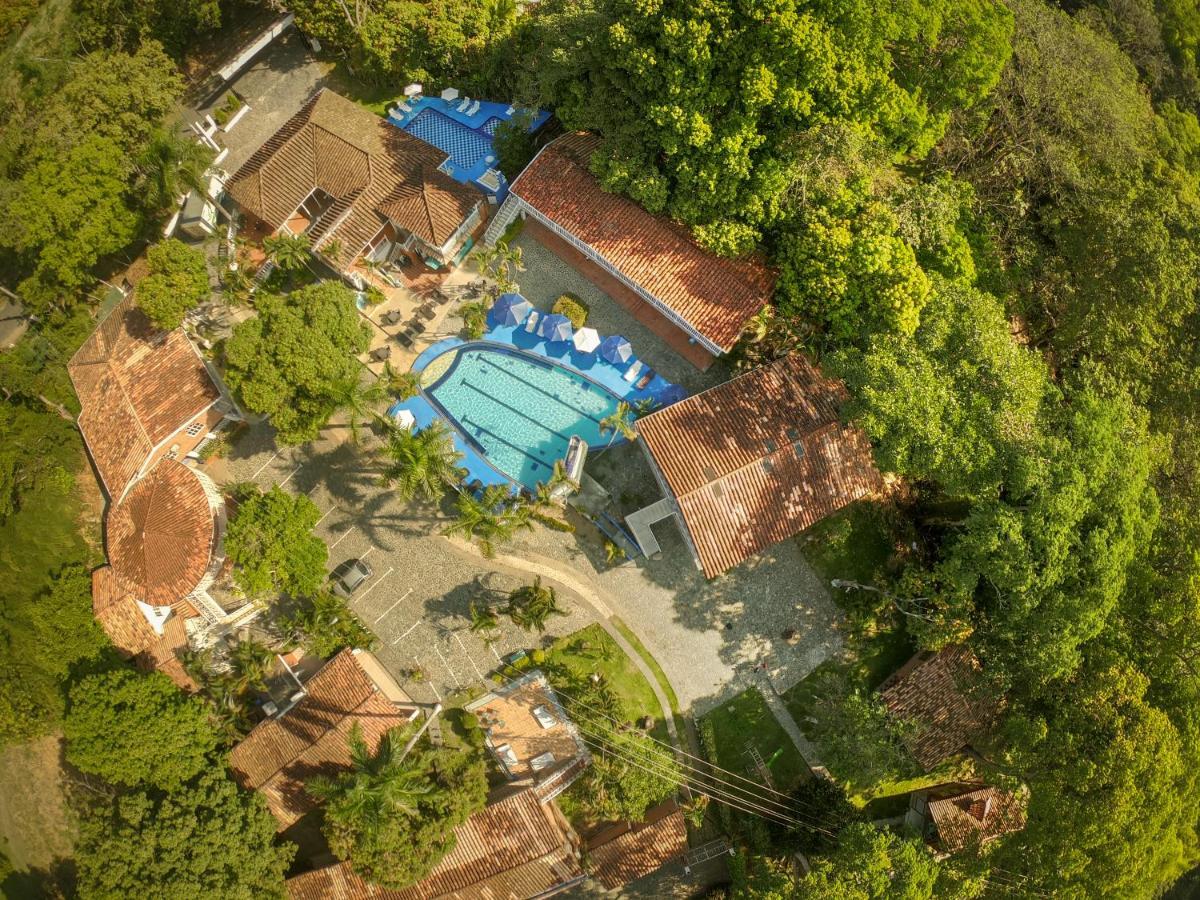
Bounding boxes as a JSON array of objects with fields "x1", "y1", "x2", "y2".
[
  {"x1": 378, "y1": 419, "x2": 465, "y2": 502},
  {"x1": 797, "y1": 823, "x2": 951, "y2": 898},
  {"x1": 223, "y1": 282, "x2": 371, "y2": 444},
  {"x1": 137, "y1": 239, "x2": 210, "y2": 331},
  {"x1": 75, "y1": 769, "x2": 293, "y2": 898},
  {"x1": 312, "y1": 727, "x2": 487, "y2": 889},
  {"x1": 64, "y1": 668, "x2": 220, "y2": 789},
  {"x1": 224, "y1": 485, "x2": 329, "y2": 599}
]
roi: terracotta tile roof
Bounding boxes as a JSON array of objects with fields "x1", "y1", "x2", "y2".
[
  {"x1": 91, "y1": 566, "x2": 198, "y2": 692},
  {"x1": 226, "y1": 90, "x2": 483, "y2": 263},
  {"x1": 286, "y1": 788, "x2": 583, "y2": 900},
  {"x1": 635, "y1": 354, "x2": 882, "y2": 577},
  {"x1": 68, "y1": 296, "x2": 220, "y2": 499},
  {"x1": 105, "y1": 459, "x2": 215, "y2": 607},
  {"x1": 586, "y1": 800, "x2": 687, "y2": 890},
  {"x1": 510, "y1": 132, "x2": 775, "y2": 352},
  {"x1": 879, "y1": 646, "x2": 998, "y2": 771},
  {"x1": 229, "y1": 649, "x2": 420, "y2": 829},
  {"x1": 925, "y1": 783, "x2": 1026, "y2": 853}
]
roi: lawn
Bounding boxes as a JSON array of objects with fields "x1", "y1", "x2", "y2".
[
  {"x1": 0, "y1": 736, "x2": 75, "y2": 899},
  {"x1": 700, "y1": 688, "x2": 808, "y2": 793},
  {"x1": 610, "y1": 616, "x2": 680, "y2": 714},
  {"x1": 541, "y1": 624, "x2": 663, "y2": 727}
]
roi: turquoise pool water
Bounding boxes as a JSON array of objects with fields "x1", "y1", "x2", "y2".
[{"x1": 426, "y1": 346, "x2": 621, "y2": 490}]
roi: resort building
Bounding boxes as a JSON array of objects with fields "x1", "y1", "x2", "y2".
[
  {"x1": 68, "y1": 296, "x2": 249, "y2": 671},
  {"x1": 584, "y1": 799, "x2": 688, "y2": 890},
  {"x1": 464, "y1": 670, "x2": 589, "y2": 799},
  {"x1": 878, "y1": 646, "x2": 1000, "y2": 771},
  {"x1": 68, "y1": 294, "x2": 238, "y2": 502},
  {"x1": 484, "y1": 132, "x2": 775, "y2": 370},
  {"x1": 225, "y1": 89, "x2": 487, "y2": 279},
  {"x1": 286, "y1": 786, "x2": 586, "y2": 899},
  {"x1": 631, "y1": 354, "x2": 882, "y2": 578},
  {"x1": 905, "y1": 782, "x2": 1027, "y2": 857},
  {"x1": 229, "y1": 648, "x2": 421, "y2": 830}
]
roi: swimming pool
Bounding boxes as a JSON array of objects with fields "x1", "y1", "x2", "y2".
[
  {"x1": 425, "y1": 345, "x2": 622, "y2": 491},
  {"x1": 404, "y1": 109, "x2": 493, "y2": 171}
]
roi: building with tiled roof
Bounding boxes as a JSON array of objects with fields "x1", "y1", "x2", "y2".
[
  {"x1": 229, "y1": 648, "x2": 421, "y2": 830},
  {"x1": 487, "y1": 132, "x2": 775, "y2": 368},
  {"x1": 633, "y1": 354, "x2": 882, "y2": 578},
  {"x1": 879, "y1": 646, "x2": 999, "y2": 771},
  {"x1": 68, "y1": 295, "x2": 234, "y2": 502},
  {"x1": 286, "y1": 786, "x2": 585, "y2": 900},
  {"x1": 585, "y1": 799, "x2": 688, "y2": 890},
  {"x1": 906, "y1": 782, "x2": 1027, "y2": 856},
  {"x1": 464, "y1": 670, "x2": 588, "y2": 796},
  {"x1": 226, "y1": 89, "x2": 485, "y2": 272},
  {"x1": 91, "y1": 566, "x2": 197, "y2": 692}
]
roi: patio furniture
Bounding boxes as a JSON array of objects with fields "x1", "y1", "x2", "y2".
[
  {"x1": 403, "y1": 83, "x2": 422, "y2": 97},
  {"x1": 599, "y1": 335, "x2": 633, "y2": 365},
  {"x1": 524, "y1": 311, "x2": 541, "y2": 333},
  {"x1": 467, "y1": 100, "x2": 481, "y2": 116},
  {"x1": 370, "y1": 346, "x2": 392, "y2": 362},
  {"x1": 381, "y1": 310, "x2": 404, "y2": 326},
  {"x1": 411, "y1": 321, "x2": 426, "y2": 335},
  {"x1": 530, "y1": 752, "x2": 556, "y2": 773},
  {"x1": 456, "y1": 97, "x2": 471, "y2": 113},
  {"x1": 623, "y1": 359, "x2": 645, "y2": 383},
  {"x1": 572, "y1": 326, "x2": 601, "y2": 353},
  {"x1": 417, "y1": 305, "x2": 436, "y2": 321},
  {"x1": 635, "y1": 368, "x2": 656, "y2": 390},
  {"x1": 395, "y1": 332, "x2": 413, "y2": 348},
  {"x1": 440, "y1": 87, "x2": 460, "y2": 101},
  {"x1": 532, "y1": 705, "x2": 557, "y2": 729}
]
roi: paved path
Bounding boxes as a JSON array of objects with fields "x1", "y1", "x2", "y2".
[
  {"x1": 753, "y1": 672, "x2": 824, "y2": 773},
  {"x1": 452, "y1": 537, "x2": 682, "y2": 751}
]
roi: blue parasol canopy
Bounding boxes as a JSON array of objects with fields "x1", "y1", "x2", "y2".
[
  {"x1": 539, "y1": 313, "x2": 573, "y2": 342},
  {"x1": 492, "y1": 292, "x2": 532, "y2": 326},
  {"x1": 598, "y1": 335, "x2": 633, "y2": 365}
]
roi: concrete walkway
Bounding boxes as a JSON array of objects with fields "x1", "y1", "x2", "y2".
[
  {"x1": 753, "y1": 672, "x2": 824, "y2": 774},
  {"x1": 452, "y1": 536, "x2": 682, "y2": 751}
]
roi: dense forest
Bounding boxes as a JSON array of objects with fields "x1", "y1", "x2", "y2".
[{"x1": 1, "y1": 0, "x2": 1199, "y2": 897}]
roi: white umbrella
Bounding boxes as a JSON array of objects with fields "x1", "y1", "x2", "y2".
[
  {"x1": 392, "y1": 409, "x2": 417, "y2": 431},
  {"x1": 572, "y1": 327, "x2": 601, "y2": 353},
  {"x1": 404, "y1": 83, "x2": 423, "y2": 97},
  {"x1": 440, "y1": 87, "x2": 460, "y2": 102}
]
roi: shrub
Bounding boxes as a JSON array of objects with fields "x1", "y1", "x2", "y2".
[
  {"x1": 212, "y1": 92, "x2": 243, "y2": 128},
  {"x1": 552, "y1": 293, "x2": 588, "y2": 328},
  {"x1": 530, "y1": 648, "x2": 547, "y2": 665}
]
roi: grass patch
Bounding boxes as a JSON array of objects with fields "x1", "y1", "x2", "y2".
[
  {"x1": 542, "y1": 624, "x2": 662, "y2": 726},
  {"x1": 327, "y1": 63, "x2": 397, "y2": 117},
  {"x1": 784, "y1": 627, "x2": 913, "y2": 728},
  {"x1": 498, "y1": 215, "x2": 525, "y2": 245},
  {"x1": 700, "y1": 688, "x2": 808, "y2": 793},
  {"x1": 0, "y1": 735, "x2": 75, "y2": 897},
  {"x1": 610, "y1": 616, "x2": 679, "y2": 714}
]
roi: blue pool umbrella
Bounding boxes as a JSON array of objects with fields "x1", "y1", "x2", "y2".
[
  {"x1": 492, "y1": 292, "x2": 532, "y2": 326},
  {"x1": 598, "y1": 335, "x2": 633, "y2": 365},
  {"x1": 539, "y1": 313, "x2": 573, "y2": 342}
]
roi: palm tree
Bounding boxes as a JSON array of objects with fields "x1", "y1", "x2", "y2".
[
  {"x1": 526, "y1": 482, "x2": 574, "y2": 533},
  {"x1": 221, "y1": 266, "x2": 254, "y2": 306},
  {"x1": 137, "y1": 128, "x2": 214, "y2": 212},
  {"x1": 263, "y1": 232, "x2": 312, "y2": 272},
  {"x1": 228, "y1": 638, "x2": 274, "y2": 693},
  {"x1": 382, "y1": 362, "x2": 421, "y2": 400},
  {"x1": 505, "y1": 576, "x2": 567, "y2": 633},
  {"x1": 443, "y1": 485, "x2": 532, "y2": 557},
  {"x1": 468, "y1": 601, "x2": 501, "y2": 645},
  {"x1": 330, "y1": 375, "x2": 388, "y2": 444},
  {"x1": 378, "y1": 419, "x2": 465, "y2": 502},
  {"x1": 599, "y1": 401, "x2": 638, "y2": 446},
  {"x1": 307, "y1": 723, "x2": 437, "y2": 834}
]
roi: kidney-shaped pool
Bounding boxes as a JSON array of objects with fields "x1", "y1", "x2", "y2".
[{"x1": 424, "y1": 344, "x2": 623, "y2": 491}]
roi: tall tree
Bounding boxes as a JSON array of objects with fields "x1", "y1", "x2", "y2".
[
  {"x1": 223, "y1": 282, "x2": 371, "y2": 444},
  {"x1": 64, "y1": 668, "x2": 220, "y2": 790},
  {"x1": 223, "y1": 485, "x2": 329, "y2": 600},
  {"x1": 443, "y1": 484, "x2": 532, "y2": 557},
  {"x1": 75, "y1": 769, "x2": 293, "y2": 898},
  {"x1": 378, "y1": 420, "x2": 465, "y2": 501},
  {"x1": 136, "y1": 238, "x2": 211, "y2": 331}
]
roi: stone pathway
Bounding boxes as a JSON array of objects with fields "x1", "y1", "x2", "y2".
[{"x1": 753, "y1": 672, "x2": 824, "y2": 774}]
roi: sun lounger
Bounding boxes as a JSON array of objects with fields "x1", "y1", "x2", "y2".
[
  {"x1": 635, "y1": 368, "x2": 655, "y2": 390},
  {"x1": 418, "y1": 305, "x2": 436, "y2": 321},
  {"x1": 623, "y1": 360, "x2": 644, "y2": 383},
  {"x1": 395, "y1": 332, "x2": 413, "y2": 348},
  {"x1": 456, "y1": 98, "x2": 470, "y2": 113},
  {"x1": 524, "y1": 311, "x2": 540, "y2": 333},
  {"x1": 411, "y1": 321, "x2": 426, "y2": 335},
  {"x1": 467, "y1": 100, "x2": 481, "y2": 116}
]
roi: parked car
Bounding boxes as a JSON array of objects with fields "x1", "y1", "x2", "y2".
[{"x1": 330, "y1": 558, "x2": 374, "y2": 597}]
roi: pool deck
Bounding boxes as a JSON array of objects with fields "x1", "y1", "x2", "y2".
[
  {"x1": 386, "y1": 95, "x2": 550, "y2": 202},
  {"x1": 389, "y1": 311, "x2": 683, "y2": 494}
]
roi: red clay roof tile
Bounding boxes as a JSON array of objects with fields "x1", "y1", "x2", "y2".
[
  {"x1": 925, "y1": 783, "x2": 1026, "y2": 853},
  {"x1": 511, "y1": 132, "x2": 775, "y2": 352},
  {"x1": 586, "y1": 800, "x2": 688, "y2": 890},
  {"x1": 636, "y1": 354, "x2": 881, "y2": 577}
]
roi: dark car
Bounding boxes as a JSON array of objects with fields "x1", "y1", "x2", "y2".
[{"x1": 330, "y1": 558, "x2": 374, "y2": 597}]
